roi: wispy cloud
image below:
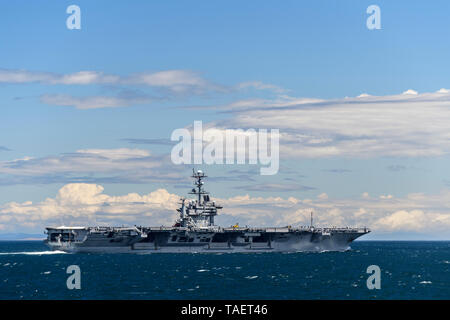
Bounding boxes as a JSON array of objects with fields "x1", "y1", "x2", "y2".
[
  {"x1": 236, "y1": 81, "x2": 287, "y2": 94},
  {"x1": 127, "y1": 70, "x2": 226, "y2": 95},
  {"x1": 0, "y1": 69, "x2": 119, "y2": 85},
  {"x1": 3, "y1": 68, "x2": 296, "y2": 110},
  {"x1": 0, "y1": 68, "x2": 224, "y2": 95},
  {"x1": 205, "y1": 89, "x2": 450, "y2": 158},
  {"x1": 0, "y1": 146, "x2": 11, "y2": 152},
  {"x1": 235, "y1": 183, "x2": 315, "y2": 192},
  {"x1": 40, "y1": 94, "x2": 153, "y2": 109},
  {"x1": 122, "y1": 138, "x2": 175, "y2": 146},
  {"x1": 0, "y1": 148, "x2": 186, "y2": 185}
]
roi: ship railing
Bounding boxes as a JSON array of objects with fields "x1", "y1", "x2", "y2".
[
  {"x1": 306, "y1": 227, "x2": 370, "y2": 233},
  {"x1": 90, "y1": 226, "x2": 142, "y2": 232},
  {"x1": 220, "y1": 226, "x2": 369, "y2": 233},
  {"x1": 144, "y1": 226, "x2": 187, "y2": 231}
]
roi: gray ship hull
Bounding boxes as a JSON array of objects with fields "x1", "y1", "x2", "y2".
[{"x1": 45, "y1": 227, "x2": 369, "y2": 253}]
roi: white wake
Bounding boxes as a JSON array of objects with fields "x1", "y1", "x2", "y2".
[{"x1": 0, "y1": 250, "x2": 67, "y2": 255}]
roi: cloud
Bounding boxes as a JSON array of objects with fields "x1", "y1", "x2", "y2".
[
  {"x1": 0, "y1": 68, "x2": 222, "y2": 95},
  {"x1": 1, "y1": 68, "x2": 236, "y2": 108},
  {"x1": 0, "y1": 146, "x2": 11, "y2": 152},
  {"x1": 2, "y1": 68, "x2": 297, "y2": 110},
  {"x1": 122, "y1": 138, "x2": 175, "y2": 146},
  {"x1": 374, "y1": 210, "x2": 427, "y2": 231},
  {"x1": 236, "y1": 81, "x2": 287, "y2": 94},
  {"x1": 220, "y1": 189, "x2": 450, "y2": 235},
  {"x1": 195, "y1": 95, "x2": 324, "y2": 112},
  {"x1": 402, "y1": 89, "x2": 418, "y2": 95},
  {"x1": 0, "y1": 184, "x2": 180, "y2": 231},
  {"x1": 235, "y1": 183, "x2": 315, "y2": 192},
  {"x1": 203, "y1": 168, "x2": 260, "y2": 184},
  {"x1": 204, "y1": 89, "x2": 450, "y2": 158},
  {"x1": 0, "y1": 69, "x2": 118, "y2": 85},
  {"x1": 0, "y1": 148, "x2": 185, "y2": 185},
  {"x1": 127, "y1": 70, "x2": 225, "y2": 95},
  {"x1": 40, "y1": 94, "x2": 152, "y2": 109},
  {"x1": 0, "y1": 68, "x2": 286, "y2": 96},
  {"x1": 58, "y1": 71, "x2": 120, "y2": 85},
  {"x1": 1, "y1": 184, "x2": 450, "y2": 236}
]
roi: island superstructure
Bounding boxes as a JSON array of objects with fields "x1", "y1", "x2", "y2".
[{"x1": 45, "y1": 170, "x2": 370, "y2": 253}]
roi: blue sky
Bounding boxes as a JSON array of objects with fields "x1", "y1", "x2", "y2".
[{"x1": 1, "y1": 1, "x2": 450, "y2": 239}]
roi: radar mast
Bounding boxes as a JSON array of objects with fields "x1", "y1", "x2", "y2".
[
  {"x1": 175, "y1": 169, "x2": 222, "y2": 228},
  {"x1": 189, "y1": 169, "x2": 208, "y2": 204}
]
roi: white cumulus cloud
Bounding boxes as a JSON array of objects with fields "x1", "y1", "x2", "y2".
[{"x1": 2, "y1": 184, "x2": 450, "y2": 238}]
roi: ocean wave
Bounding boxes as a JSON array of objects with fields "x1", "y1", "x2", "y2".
[{"x1": 0, "y1": 250, "x2": 67, "y2": 255}]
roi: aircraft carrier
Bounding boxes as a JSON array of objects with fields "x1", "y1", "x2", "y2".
[{"x1": 45, "y1": 170, "x2": 370, "y2": 253}]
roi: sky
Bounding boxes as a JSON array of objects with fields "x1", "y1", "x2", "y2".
[{"x1": 1, "y1": 1, "x2": 450, "y2": 239}]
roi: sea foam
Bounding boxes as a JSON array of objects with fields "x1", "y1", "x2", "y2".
[{"x1": 0, "y1": 250, "x2": 67, "y2": 255}]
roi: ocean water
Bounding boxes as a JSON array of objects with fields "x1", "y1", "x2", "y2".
[{"x1": 0, "y1": 241, "x2": 448, "y2": 300}]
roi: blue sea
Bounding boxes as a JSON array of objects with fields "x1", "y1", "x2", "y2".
[{"x1": 0, "y1": 241, "x2": 448, "y2": 300}]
